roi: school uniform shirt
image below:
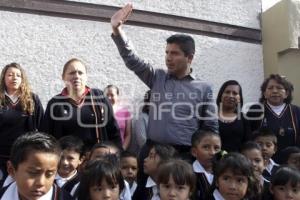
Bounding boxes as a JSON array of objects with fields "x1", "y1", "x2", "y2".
[
  {"x1": 0, "y1": 182, "x2": 53, "y2": 200},
  {"x1": 192, "y1": 160, "x2": 213, "y2": 200},
  {"x1": 145, "y1": 177, "x2": 159, "y2": 200},
  {"x1": 70, "y1": 183, "x2": 79, "y2": 197},
  {"x1": 0, "y1": 182, "x2": 73, "y2": 200},
  {"x1": 212, "y1": 189, "x2": 225, "y2": 200},
  {"x1": 130, "y1": 182, "x2": 137, "y2": 196},
  {"x1": 2, "y1": 176, "x2": 13, "y2": 188},
  {"x1": 0, "y1": 93, "x2": 44, "y2": 159},
  {"x1": 248, "y1": 103, "x2": 300, "y2": 162},
  {"x1": 55, "y1": 171, "x2": 80, "y2": 194},
  {"x1": 263, "y1": 159, "x2": 279, "y2": 181},
  {"x1": 120, "y1": 180, "x2": 132, "y2": 200},
  {"x1": 42, "y1": 87, "x2": 121, "y2": 148},
  {"x1": 260, "y1": 176, "x2": 272, "y2": 200}
]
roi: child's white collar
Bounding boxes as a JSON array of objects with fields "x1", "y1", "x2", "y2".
[
  {"x1": 1, "y1": 182, "x2": 53, "y2": 200},
  {"x1": 193, "y1": 160, "x2": 214, "y2": 184},
  {"x1": 213, "y1": 189, "x2": 225, "y2": 200},
  {"x1": 266, "y1": 159, "x2": 279, "y2": 174},
  {"x1": 55, "y1": 170, "x2": 78, "y2": 187}
]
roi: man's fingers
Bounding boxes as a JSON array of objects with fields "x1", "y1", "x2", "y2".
[{"x1": 122, "y1": 3, "x2": 133, "y2": 20}]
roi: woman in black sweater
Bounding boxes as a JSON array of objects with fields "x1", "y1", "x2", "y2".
[
  {"x1": 42, "y1": 58, "x2": 121, "y2": 150},
  {"x1": 0, "y1": 63, "x2": 44, "y2": 178},
  {"x1": 216, "y1": 80, "x2": 251, "y2": 152}
]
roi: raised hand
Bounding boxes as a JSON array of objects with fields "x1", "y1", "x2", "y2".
[{"x1": 111, "y1": 3, "x2": 133, "y2": 30}]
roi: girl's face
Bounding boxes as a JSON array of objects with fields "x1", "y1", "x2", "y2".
[
  {"x1": 216, "y1": 169, "x2": 248, "y2": 200},
  {"x1": 62, "y1": 61, "x2": 87, "y2": 93},
  {"x1": 144, "y1": 148, "x2": 161, "y2": 176},
  {"x1": 270, "y1": 181, "x2": 300, "y2": 200},
  {"x1": 4, "y1": 67, "x2": 22, "y2": 94},
  {"x1": 159, "y1": 176, "x2": 191, "y2": 200},
  {"x1": 221, "y1": 85, "x2": 241, "y2": 109},
  {"x1": 264, "y1": 79, "x2": 288, "y2": 106},
  {"x1": 89, "y1": 179, "x2": 119, "y2": 200},
  {"x1": 242, "y1": 149, "x2": 265, "y2": 176},
  {"x1": 192, "y1": 135, "x2": 221, "y2": 172},
  {"x1": 106, "y1": 87, "x2": 118, "y2": 105}
]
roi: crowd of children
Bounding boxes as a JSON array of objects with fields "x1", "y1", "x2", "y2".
[{"x1": 0, "y1": 128, "x2": 299, "y2": 200}]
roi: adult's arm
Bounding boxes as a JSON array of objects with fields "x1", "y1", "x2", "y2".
[
  {"x1": 32, "y1": 93, "x2": 44, "y2": 131},
  {"x1": 199, "y1": 84, "x2": 219, "y2": 133},
  {"x1": 111, "y1": 3, "x2": 155, "y2": 88},
  {"x1": 41, "y1": 97, "x2": 63, "y2": 138}
]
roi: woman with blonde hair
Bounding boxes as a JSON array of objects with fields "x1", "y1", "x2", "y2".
[
  {"x1": 0, "y1": 62, "x2": 44, "y2": 178},
  {"x1": 42, "y1": 58, "x2": 121, "y2": 150}
]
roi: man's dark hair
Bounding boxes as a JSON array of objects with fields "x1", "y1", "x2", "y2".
[
  {"x1": 10, "y1": 131, "x2": 61, "y2": 169},
  {"x1": 166, "y1": 34, "x2": 195, "y2": 56}
]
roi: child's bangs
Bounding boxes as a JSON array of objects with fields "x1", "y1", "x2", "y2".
[
  {"x1": 219, "y1": 158, "x2": 252, "y2": 178},
  {"x1": 158, "y1": 161, "x2": 193, "y2": 186},
  {"x1": 91, "y1": 169, "x2": 118, "y2": 187},
  {"x1": 272, "y1": 167, "x2": 300, "y2": 187}
]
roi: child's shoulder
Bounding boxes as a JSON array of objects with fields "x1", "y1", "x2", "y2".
[{"x1": 54, "y1": 184, "x2": 75, "y2": 200}]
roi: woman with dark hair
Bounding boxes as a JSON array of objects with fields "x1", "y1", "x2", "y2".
[
  {"x1": 247, "y1": 74, "x2": 300, "y2": 161},
  {"x1": 0, "y1": 63, "x2": 44, "y2": 179},
  {"x1": 42, "y1": 58, "x2": 121, "y2": 150},
  {"x1": 216, "y1": 80, "x2": 250, "y2": 152}
]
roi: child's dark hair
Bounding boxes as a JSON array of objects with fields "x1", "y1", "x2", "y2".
[
  {"x1": 240, "y1": 141, "x2": 262, "y2": 153},
  {"x1": 59, "y1": 135, "x2": 84, "y2": 157},
  {"x1": 90, "y1": 141, "x2": 120, "y2": 158},
  {"x1": 77, "y1": 158, "x2": 125, "y2": 200},
  {"x1": 10, "y1": 131, "x2": 61, "y2": 169},
  {"x1": 120, "y1": 150, "x2": 137, "y2": 160},
  {"x1": 191, "y1": 129, "x2": 220, "y2": 148},
  {"x1": 278, "y1": 146, "x2": 300, "y2": 165},
  {"x1": 157, "y1": 159, "x2": 196, "y2": 194},
  {"x1": 252, "y1": 127, "x2": 277, "y2": 145},
  {"x1": 152, "y1": 143, "x2": 177, "y2": 162},
  {"x1": 211, "y1": 152, "x2": 260, "y2": 200},
  {"x1": 271, "y1": 166, "x2": 300, "y2": 187}
]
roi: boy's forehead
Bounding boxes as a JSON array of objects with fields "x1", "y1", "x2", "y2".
[
  {"x1": 62, "y1": 149, "x2": 80, "y2": 155},
  {"x1": 255, "y1": 135, "x2": 276, "y2": 142},
  {"x1": 19, "y1": 151, "x2": 59, "y2": 168}
]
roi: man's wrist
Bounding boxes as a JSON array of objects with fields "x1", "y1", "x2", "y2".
[{"x1": 112, "y1": 26, "x2": 120, "y2": 36}]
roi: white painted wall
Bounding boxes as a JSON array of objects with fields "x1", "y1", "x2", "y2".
[{"x1": 68, "y1": 0, "x2": 261, "y2": 29}]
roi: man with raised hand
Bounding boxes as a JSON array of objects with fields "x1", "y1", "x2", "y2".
[{"x1": 110, "y1": 3, "x2": 218, "y2": 156}]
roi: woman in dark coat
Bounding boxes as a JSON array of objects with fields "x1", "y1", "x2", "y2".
[
  {"x1": 247, "y1": 74, "x2": 300, "y2": 161},
  {"x1": 42, "y1": 58, "x2": 121, "y2": 150}
]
